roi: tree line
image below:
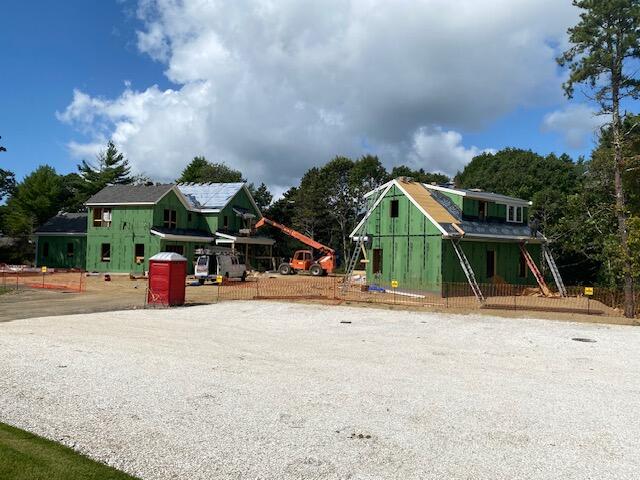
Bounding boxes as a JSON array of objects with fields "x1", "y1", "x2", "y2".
[
  {"x1": 1, "y1": 120, "x2": 639, "y2": 292},
  {"x1": 0, "y1": 1, "x2": 638, "y2": 315},
  {"x1": 2, "y1": 135, "x2": 637, "y2": 295}
]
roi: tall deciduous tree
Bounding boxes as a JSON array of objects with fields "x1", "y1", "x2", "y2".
[
  {"x1": 4, "y1": 166, "x2": 70, "y2": 237},
  {"x1": 323, "y1": 156, "x2": 356, "y2": 262},
  {"x1": 558, "y1": 0, "x2": 640, "y2": 317},
  {"x1": 292, "y1": 167, "x2": 329, "y2": 242},
  {"x1": 456, "y1": 148, "x2": 589, "y2": 284}
]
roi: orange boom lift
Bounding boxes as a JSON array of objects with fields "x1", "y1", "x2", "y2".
[{"x1": 255, "y1": 217, "x2": 335, "y2": 276}]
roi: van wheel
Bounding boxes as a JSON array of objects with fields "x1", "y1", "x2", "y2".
[
  {"x1": 241, "y1": 272, "x2": 247, "y2": 282},
  {"x1": 279, "y1": 263, "x2": 292, "y2": 275},
  {"x1": 198, "y1": 278, "x2": 206, "y2": 285},
  {"x1": 309, "y1": 264, "x2": 323, "y2": 276}
]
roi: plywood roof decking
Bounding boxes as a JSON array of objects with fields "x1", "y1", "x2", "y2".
[{"x1": 397, "y1": 180, "x2": 461, "y2": 225}]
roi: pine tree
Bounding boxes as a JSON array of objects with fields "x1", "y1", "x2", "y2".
[
  {"x1": 68, "y1": 141, "x2": 134, "y2": 210},
  {"x1": 558, "y1": 0, "x2": 640, "y2": 317}
]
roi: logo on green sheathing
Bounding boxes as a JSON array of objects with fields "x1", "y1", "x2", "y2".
[{"x1": 391, "y1": 280, "x2": 399, "y2": 289}]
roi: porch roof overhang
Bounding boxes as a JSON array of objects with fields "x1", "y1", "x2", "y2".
[
  {"x1": 215, "y1": 231, "x2": 275, "y2": 246},
  {"x1": 150, "y1": 228, "x2": 215, "y2": 243}
]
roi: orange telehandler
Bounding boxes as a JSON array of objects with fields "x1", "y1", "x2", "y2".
[{"x1": 255, "y1": 217, "x2": 335, "y2": 276}]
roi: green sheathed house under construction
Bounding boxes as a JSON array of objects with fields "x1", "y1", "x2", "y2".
[
  {"x1": 350, "y1": 178, "x2": 563, "y2": 296},
  {"x1": 34, "y1": 183, "x2": 273, "y2": 273}
]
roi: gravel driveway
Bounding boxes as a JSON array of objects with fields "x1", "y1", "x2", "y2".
[{"x1": 1, "y1": 301, "x2": 639, "y2": 479}]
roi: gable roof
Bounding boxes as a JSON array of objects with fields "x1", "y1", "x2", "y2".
[
  {"x1": 34, "y1": 213, "x2": 88, "y2": 235},
  {"x1": 351, "y1": 178, "x2": 543, "y2": 242},
  {"x1": 86, "y1": 184, "x2": 174, "y2": 206},
  {"x1": 84, "y1": 182, "x2": 259, "y2": 214},
  {"x1": 176, "y1": 182, "x2": 261, "y2": 214}
]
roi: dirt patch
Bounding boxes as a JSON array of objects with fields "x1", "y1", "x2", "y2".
[{"x1": 1, "y1": 273, "x2": 636, "y2": 326}]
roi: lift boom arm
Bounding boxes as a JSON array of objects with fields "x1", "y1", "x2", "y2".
[{"x1": 255, "y1": 217, "x2": 335, "y2": 254}]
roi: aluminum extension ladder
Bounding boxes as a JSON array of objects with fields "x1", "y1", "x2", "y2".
[
  {"x1": 519, "y1": 243, "x2": 552, "y2": 296},
  {"x1": 341, "y1": 187, "x2": 387, "y2": 292},
  {"x1": 542, "y1": 243, "x2": 567, "y2": 297},
  {"x1": 451, "y1": 238, "x2": 484, "y2": 303}
]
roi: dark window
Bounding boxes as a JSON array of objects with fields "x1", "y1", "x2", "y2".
[
  {"x1": 390, "y1": 199, "x2": 399, "y2": 218},
  {"x1": 372, "y1": 249, "x2": 383, "y2": 274},
  {"x1": 519, "y1": 251, "x2": 527, "y2": 278},
  {"x1": 43, "y1": 242, "x2": 49, "y2": 257},
  {"x1": 486, "y1": 250, "x2": 495, "y2": 278},
  {"x1": 478, "y1": 201, "x2": 487, "y2": 221},
  {"x1": 67, "y1": 243, "x2": 74, "y2": 257},
  {"x1": 101, "y1": 243, "x2": 111, "y2": 262},
  {"x1": 163, "y1": 209, "x2": 177, "y2": 229},
  {"x1": 188, "y1": 212, "x2": 192, "y2": 222},
  {"x1": 135, "y1": 243, "x2": 145, "y2": 263},
  {"x1": 93, "y1": 208, "x2": 112, "y2": 227},
  {"x1": 507, "y1": 205, "x2": 523, "y2": 223},
  {"x1": 165, "y1": 244, "x2": 184, "y2": 255},
  {"x1": 223, "y1": 215, "x2": 229, "y2": 229}
]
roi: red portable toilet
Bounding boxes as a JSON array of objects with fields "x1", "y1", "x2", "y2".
[{"x1": 147, "y1": 252, "x2": 187, "y2": 306}]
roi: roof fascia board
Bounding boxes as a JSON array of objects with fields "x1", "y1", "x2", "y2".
[
  {"x1": 215, "y1": 183, "x2": 260, "y2": 217},
  {"x1": 423, "y1": 184, "x2": 532, "y2": 207},
  {"x1": 423, "y1": 184, "x2": 467, "y2": 197},
  {"x1": 394, "y1": 181, "x2": 450, "y2": 237},
  {"x1": 167, "y1": 186, "x2": 195, "y2": 212},
  {"x1": 349, "y1": 181, "x2": 395, "y2": 237},
  {"x1": 363, "y1": 179, "x2": 394, "y2": 199},
  {"x1": 242, "y1": 184, "x2": 262, "y2": 217}
]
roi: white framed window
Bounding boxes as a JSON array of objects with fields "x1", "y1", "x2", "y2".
[{"x1": 507, "y1": 205, "x2": 523, "y2": 223}]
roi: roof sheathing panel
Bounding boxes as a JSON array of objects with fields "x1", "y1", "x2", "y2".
[
  {"x1": 398, "y1": 180, "x2": 460, "y2": 225},
  {"x1": 176, "y1": 183, "x2": 245, "y2": 209}
]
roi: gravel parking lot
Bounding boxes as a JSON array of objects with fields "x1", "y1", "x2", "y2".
[{"x1": 1, "y1": 301, "x2": 639, "y2": 479}]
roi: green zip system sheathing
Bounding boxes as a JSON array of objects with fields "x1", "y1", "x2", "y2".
[
  {"x1": 37, "y1": 236, "x2": 86, "y2": 269},
  {"x1": 361, "y1": 183, "x2": 543, "y2": 292},
  {"x1": 364, "y1": 185, "x2": 443, "y2": 291},
  {"x1": 441, "y1": 240, "x2": 540, "y2": 286}
]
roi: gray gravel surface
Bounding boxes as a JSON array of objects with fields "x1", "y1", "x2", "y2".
[{"x1": 1, "y1": 301, "x2": 639, "y2": 479}]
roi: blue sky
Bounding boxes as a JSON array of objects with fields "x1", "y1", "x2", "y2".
[
  {"x1": 0, "y1": 1, "x2": 604, "y2": 188},
  {"x1": 0, "y1": 1, "x2": 171, "y2": 179}
]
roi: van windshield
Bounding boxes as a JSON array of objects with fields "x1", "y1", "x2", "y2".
[{"x1": 197, "y1": 256, "x2": 208, "y2": 266}]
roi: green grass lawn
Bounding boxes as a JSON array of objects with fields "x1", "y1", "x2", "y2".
[{"x1": 0, "y1": 422, "x2": 138, "y2": 480}]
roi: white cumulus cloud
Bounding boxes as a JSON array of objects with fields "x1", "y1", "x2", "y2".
[
  {"x1": 407, "y1": 127, "x2": 493, "y2": 175},
  {"x1": 59, "y1": 0, "x2": 578, "y2": 187},
  {"x1": 542, "y1": 104, "x2": 607, "y2": 149}
]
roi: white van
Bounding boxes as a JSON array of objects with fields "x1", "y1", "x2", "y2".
[{"x1": 194, "y1": 250, "x2": 247, "y2": 284}]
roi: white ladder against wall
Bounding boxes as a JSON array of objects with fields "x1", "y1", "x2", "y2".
[
  {"x1": 342, "y1": 187, "x2": 388, "y2": 292},
  {"x1": 542, "y1": 243, "x2": 567, "y2": 297},
  {"x1": 451, "y1": 238, "x2": 485, "y2": 303}
]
